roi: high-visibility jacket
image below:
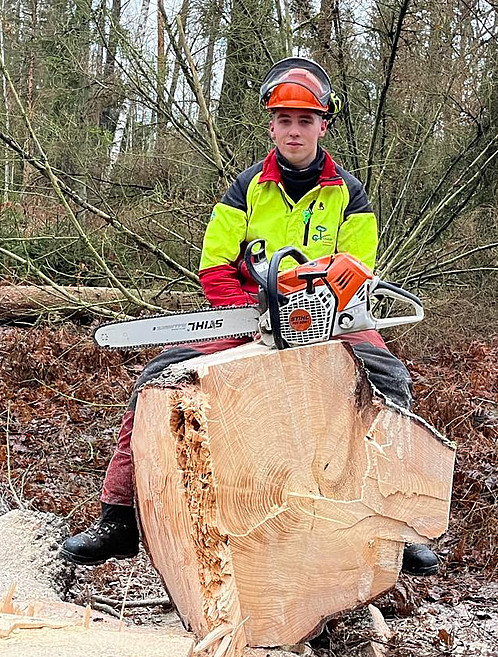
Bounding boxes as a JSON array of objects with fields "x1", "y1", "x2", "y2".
[{"x1": 199, "y1": 148, "x2": 377, "y2": 307}]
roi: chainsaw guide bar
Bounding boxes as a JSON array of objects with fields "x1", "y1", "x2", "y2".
[{"x1": 94, "y1": 304, "x2": 260, "y2": 350}]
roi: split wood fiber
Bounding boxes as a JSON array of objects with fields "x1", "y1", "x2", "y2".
[
  {"x1": 132, "y1": 341, "x2": 455, "y2": 655},
  {"x1": 0, "y1": 589, "x2": 194, "y2": 656}
]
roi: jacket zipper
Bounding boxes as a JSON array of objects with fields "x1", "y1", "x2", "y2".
[{"x1": 302, "y1": 200, "x2": 316, "y2": 246}]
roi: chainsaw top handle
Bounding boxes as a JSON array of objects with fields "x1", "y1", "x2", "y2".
[{"x1": 267, "y1": 245, "x2": 310, "y2": 349}]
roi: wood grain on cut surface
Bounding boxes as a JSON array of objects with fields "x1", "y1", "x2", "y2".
[{"x1": 132, "y1": 340, "x2": 455, "y2": 654}]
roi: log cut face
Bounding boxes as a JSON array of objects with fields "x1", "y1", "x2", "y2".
[{"x1": 132, "y1": 341, "x2": 455, "y2": 651}]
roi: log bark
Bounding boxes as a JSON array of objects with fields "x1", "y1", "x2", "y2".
[
  {"x1": 132, "y1": 340, "x2": 455, "y2": 655},
  {"x1": 0, "y1": 285, "x2": 203, "y2": 319}
]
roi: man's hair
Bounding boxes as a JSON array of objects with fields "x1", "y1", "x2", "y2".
[{"x1": 270, "y1": 109, "x2": 327, "y2": 119}]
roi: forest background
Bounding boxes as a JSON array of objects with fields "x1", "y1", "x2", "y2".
[
  {"x1": 0, "y1": 2, "x2": 497, "y2": 648},
  {"x1": 0, "y1": 0, "x2": 496, "y2": 339}
]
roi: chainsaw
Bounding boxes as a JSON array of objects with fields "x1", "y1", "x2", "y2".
[{"x1": 94, "y1": 239, "x2": 423, "y2": 351}]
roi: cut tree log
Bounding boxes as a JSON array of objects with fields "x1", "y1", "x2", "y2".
[
  {"x1": 132, "y1": 340, "x2": 455, "y2": 656},
  {"x1": 0, "y1": 285, "x2": 203, "y2": 319}
]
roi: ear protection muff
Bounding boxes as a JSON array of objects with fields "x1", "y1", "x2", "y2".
[{"x1": 328, "y1": 89, "x2": 343, "y2": 118}]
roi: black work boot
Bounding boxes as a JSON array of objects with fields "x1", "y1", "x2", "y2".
[
  {"x1": 402, "y1": 543, "x2": 439, "y2": 576},
  {"x1": 59, "y1": 503, "x2": 140, "y2": 566}
]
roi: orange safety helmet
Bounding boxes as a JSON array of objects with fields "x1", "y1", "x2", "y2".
[{"x1": 260, "y1": 57, "x2": 342, "y2": 118}]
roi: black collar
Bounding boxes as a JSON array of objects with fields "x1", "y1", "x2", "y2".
[{"x1": 275, "y1": 147, "x2": 325, "y2": 203}]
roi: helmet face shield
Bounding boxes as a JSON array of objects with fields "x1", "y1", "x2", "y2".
[{"x1": 260, "y1": 57, "x2": 340, "y2": 116}]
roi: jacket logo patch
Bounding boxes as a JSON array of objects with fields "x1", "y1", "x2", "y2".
[{"x1": 312, "y1": 225, "x2": 331, "y2": 242}]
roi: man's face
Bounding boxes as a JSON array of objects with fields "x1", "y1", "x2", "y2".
[{"x1": 270, "y1": 109, "x2": 328, "y2": 169}]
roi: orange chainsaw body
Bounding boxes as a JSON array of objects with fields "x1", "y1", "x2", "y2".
[{"x1": 276, "y1": 253, "x2": 374, "y2": 311}]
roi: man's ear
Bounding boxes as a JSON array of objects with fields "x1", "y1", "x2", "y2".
[
  {"x1": 269, "y1": 120, "x2": 276, "y2": 141},
  {"x1": 319, "y1": 118, "x2": 328, "y2": 138}
]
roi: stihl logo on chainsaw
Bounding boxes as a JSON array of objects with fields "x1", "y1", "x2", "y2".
[
  {"x1": 187, "y1": 318, "x2": 224, "y2": 332},
  {"x1": 289, "y1": 309, "x2": 312, "y2": 331}
]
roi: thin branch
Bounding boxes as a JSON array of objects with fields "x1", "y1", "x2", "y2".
[
  {"x1": 364, "y1": 0, "x2": 411, "y2": 193},
  {"x1": 379, "y1": 106, "x2": 442, "y2": 243},
  {"x1": 391, "y1": 144, "x2": 498, "y2": 272},
  {"x1": 405, "y1": 242, "x2": 498, "y2": 282},
  {"x1": 378, "y1": 138, "x2": 498, "y2": 275},
  {"x1": 175, "y1": 14, "x2": 226, "y2": 179},
  {"x1": 0, "y1": 61, "x2": 163, "y2": 312},
  {"x1": 0, "y1": 132, "x2": 200, "y2": 286},
  {"x1": 415, "y1": 266, "x2": 498, "y2": 283}
]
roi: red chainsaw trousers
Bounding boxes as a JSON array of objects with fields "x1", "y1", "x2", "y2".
[
  {"x1": 101, "y1": 337, "x2": 252, "y2": 505},
  {"x1": 101, "y1": 330, "x2": 390, "y2": 507}
]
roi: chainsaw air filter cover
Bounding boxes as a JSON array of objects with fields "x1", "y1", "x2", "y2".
[{"x1": 279, "y1": 285, "x2": 336, "y2": 346}]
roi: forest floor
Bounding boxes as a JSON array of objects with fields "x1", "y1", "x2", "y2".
[{"x1": 0, "y1": 324, "x2": 497, "y2": 656}]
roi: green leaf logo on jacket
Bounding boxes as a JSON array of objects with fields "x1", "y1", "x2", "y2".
[{"x1": 312, "y1": 225, "x2": 332, "y2": 243}]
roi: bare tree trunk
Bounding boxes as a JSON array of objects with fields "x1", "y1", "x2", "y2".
[
  {"x1": 274, "y1": 0, "x2": 292, "y2": 56},
  {"x1": 331, "y1": 0, "x2": 360, "y2": 173},
  {"x1": 201, "y1": 0, "x2": 223, "y2": 108},
  {"x1": 100, "y1": 0, "x2": 121, "y2": 132},
  {"x1": 281, "y1": 0, "x2": 292, "y2": 55},
  {"x1": 94, "y1": 0, "x2": 106, "y2": 79},
  {"x1": 164, "y1": 0, "x2": 190, "y2": 117},
  {"x1": 21, "y1": 0, "x2": 37, "y2": 198},
  {"x1": 313, "y1": 0, "x2": 333, "y2": 62},
  {"x1": 106, "y1": 0, "x2": 150, "y2": 177},
  {"x1": 0, "y1": 0, "x2": 11, "y2": 202},
  {"x1": 157, "y1": 6, "x2": 166, "y2": 103}
]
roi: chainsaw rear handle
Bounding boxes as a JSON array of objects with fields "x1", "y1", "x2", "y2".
[
  {"x1": 267, "y1": 245, "x2": 310, "y2": 349},
  {"x1": 370, "y1": 279, "x2": 424, "y2": 329}
]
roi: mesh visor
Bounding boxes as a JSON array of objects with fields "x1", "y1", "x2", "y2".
[{"x1": 260, "y1": 58, "x2": 331, "y2": 107}]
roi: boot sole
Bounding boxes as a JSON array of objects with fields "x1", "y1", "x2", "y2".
[{"x1": 59, "y1": 548, "x2": 139, "y2": 566}]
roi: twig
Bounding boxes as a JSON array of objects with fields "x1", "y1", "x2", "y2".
[
  {"x1": 91, "y1": 602, "x2": 121, "y2": 618},
  {"x1": 379, "y1": 107, "x2": 442, "y2": 243},
  {"x1": 91, "y1": 594, "x2": 172, "y2": 609},
  {"x1": 405, "y1": 242, "x2": 498, "y2": 282},
  {"x1": 119, "y1": 565, "x2": 135, "y2": 627},
  {"x1": 5, "y1": 402, "x2": 24, "y2": 509},
  {"x1": 66, "y1": 493, "x2": 100, "y2": 520},
  {"x1": 28, "y1": 378, "x2": 127, "y2": 408}
]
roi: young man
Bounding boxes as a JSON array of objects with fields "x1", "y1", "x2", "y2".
[{"x1": 60, "y1": 58, "x2": 438, "y2": 576}]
